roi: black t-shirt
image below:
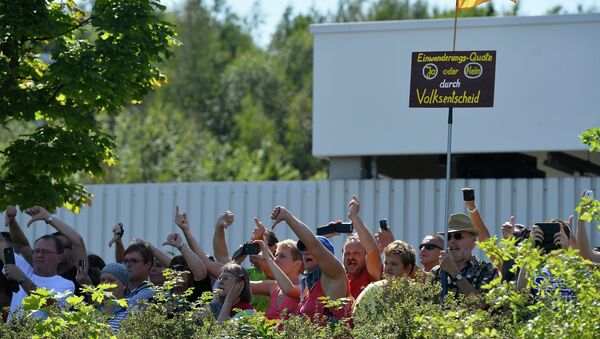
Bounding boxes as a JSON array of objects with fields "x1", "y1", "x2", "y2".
[
  {"x1": 61, "y1": 265, "x2": 83, "y2": 296},
  {"x1": 188, "y1": 275, "x2": 212, "y2": 303}
]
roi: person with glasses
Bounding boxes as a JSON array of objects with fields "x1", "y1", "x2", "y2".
[
  {"x1": 212, "y1": 213, "x2": 279, "y2": 312},
  {"x1": 418, "y1": 235, "x2": 444, "y2": 273},
  {"x1": 0, "y1": 233, "x2": 74, "y2": 318},
  {"x1": 429, "y1": 214, "x2": 498, "y2": 296},
  {"x1": 210, "y1": 263, "x2": 255, "y2": 323},
  {"x1": 122, "y1": 242, "x2": 155, "y2": 308},
  {"x1": 4, "y1": 206, "x2": 89, "y2": 296}
]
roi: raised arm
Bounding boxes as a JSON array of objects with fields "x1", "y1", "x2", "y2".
[
  {"x1": 164, "y1": 233, "x2": 208, "y2": 280},
  {"x1": 348, "y1": 195, "x2": 382, "y2": 281},
  {"x1": 271, "y1": 206, "x2": 347, "y2": 299},
  {"x1": 148, "y1": 242, "x2": 173, "y2": 268},
  {"x1": 462, "y1": 188, "x2": 491, "y2": 242},
  {"x1": 576, "y1": 217, "x2": 600, "y2": 263},
  {"x1": 25, "y1": 206, "x2": 88, "y2": 270},
  {"x1": 5, "y1": 206, "x2": 33, "y2": 264},
  {"x1": 175, "y1": 206, "x2": 223, "y2": 278},
  {"x1": 249, "y1": 218, "x2": 274, "y2": 279},
  {"x1": 108, "y1": 223, "x2": 126, "y2": 263},
  {"x1": 255, "y1": 240, "x2": 300, "y2": 298},
  {"x1": 212, "y1": 211, "x2": 234, "y2": 264}
]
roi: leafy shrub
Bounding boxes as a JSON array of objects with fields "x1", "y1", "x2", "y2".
[{"x1": 3, "y1": 241, "x2": 599, "y2": 338}]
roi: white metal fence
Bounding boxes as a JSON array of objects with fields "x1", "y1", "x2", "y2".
[{"x1": 6, "y1": 177, "x2": 599, "y2": 263}]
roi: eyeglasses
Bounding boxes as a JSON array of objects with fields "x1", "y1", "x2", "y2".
[
  {"x1": 123, "y1": 258, "x2": 144, "y2": 265},
  {"x1": 33, "y1": 249, "x2": 58, "y2": 256},
  {"x1": 419, "y1": 244, "x2": 443, "y2": 251},
  {"x1": 447, "y1": 232, "x2": 464, "y2": 241}
]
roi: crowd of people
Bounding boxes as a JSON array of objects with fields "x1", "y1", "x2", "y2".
[{"x1": 0, "y1": 188, "x2": 598, "y2": 332}]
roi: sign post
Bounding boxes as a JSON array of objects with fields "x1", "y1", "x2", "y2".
[{"x1": 409, "y1": 50, "x2": 496, "y2": 299}]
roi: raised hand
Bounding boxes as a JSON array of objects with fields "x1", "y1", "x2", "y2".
[
  {"x1": 216, "y1": 210, "x2": 234, "y2": 230},
  {"x1": 438, "y1": 252, "x2": 460, "y2": 277},
  {"x1": 530, "y1": 226, "x2": 544, "y2": 244},
  {"x1": 224, "y1": 281, "x2": 244, "y2": 306},
  {"x1": 76, "y1": 261, "x2": 92, "y2": 286},
  {"x1": 347, "y1": 195, "x2": 360, "y2": 220},
  {"x1": 24, "y1": 206, "x2": 51, "y2": 227},
  {"x1": 501, "y1": 216, "x2": 515, "y2": 239},
  {"x1": 554, "y1": 224, "x2": 569, "y2": 250},
  {"x1": 5, "y1": 205, "x2": 16, "y2": 227},
  {"x1": 270, "y1": 206, "x2": 291, "y2": 229},
  {"x1": 108, "y1": 223, "x2": 124, "y2": 247},
  {"x1": 375, "y1": 228, "x2": 394, "y2": 252},
  {"x1": 251, "y1": 217, "x2": 266, "y2": 241},
  {"x1": 4, "y1": 264, "x2": 26, "y2": 283},
  {"x1": 253, "y1": 239, "x2": 269, "y2": 260},
  {"x1": 175, "y1": 206, "x2": 190, "y2": 231},
  {"x1": 163, "y1": 233, "x2": 183, "y2": 248}
]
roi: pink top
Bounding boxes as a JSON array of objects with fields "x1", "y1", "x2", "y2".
[
  {"x1": 296, "y1": 279, "x2": 351, "y2": 322},
  {"x1": 264, "y1": 286, "x2": 300, "y2": 320}
]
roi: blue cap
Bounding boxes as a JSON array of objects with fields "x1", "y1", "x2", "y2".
[{"x1": 297, "y1": 236, "x2": 335, "y2": 255}]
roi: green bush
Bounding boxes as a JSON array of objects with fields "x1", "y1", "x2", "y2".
[{"x1": 4, "y1": 241, "x2": 600, "y2": 338}]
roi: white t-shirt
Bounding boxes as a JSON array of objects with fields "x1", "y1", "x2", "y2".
[{"x1": 7, "y1": 253, "x2": 74, "y2": 318}]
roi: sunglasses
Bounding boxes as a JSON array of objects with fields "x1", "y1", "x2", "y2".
[
  {"x1": 419, "y1": 243, "x2": 443, "y2": 251},
  {"x1": 447, "y1": 232, "x2": 465, "y2": 241}
]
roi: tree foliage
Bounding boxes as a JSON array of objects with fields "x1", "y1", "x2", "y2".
[
  {"x1": 0, "y1": 0, "x2": 177, "y2": 211},
  {"x1": 1, "y1": 0, "x2": 516, "y2": 211}
]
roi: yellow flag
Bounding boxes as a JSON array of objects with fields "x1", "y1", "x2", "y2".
[{"x1": 457, "y1": 0, "x2": 517, "y2": 9}]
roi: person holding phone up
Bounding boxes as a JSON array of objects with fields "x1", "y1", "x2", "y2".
[
  {"x1": 428, "y1": 213, "x2": 498, "y2": 297},
  {"x1": 271, "y1": 205, "x2": 351, "y2": 323},
  {"x1": 1, "y1": 207, "x2": 74, "y2": 318}
]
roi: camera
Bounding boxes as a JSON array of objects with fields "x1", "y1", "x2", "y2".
[
  {"x1": 231, "y1": 242, "x2": 260, "y2": 260},
  {"x1": 316, "y1": 222, "x2": 353, "y2": 235}
]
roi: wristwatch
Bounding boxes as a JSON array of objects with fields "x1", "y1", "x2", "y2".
[
  {"x1": 45, "y1": 216, "x2": 54, "y2": 224},
  {"x1": 454, "y1": 273, "x2": 464, "y2": 281}
]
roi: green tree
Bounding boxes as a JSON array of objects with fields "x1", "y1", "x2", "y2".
[{"x1": 0, "y1": 0, "x2": 177, "y2": 211}]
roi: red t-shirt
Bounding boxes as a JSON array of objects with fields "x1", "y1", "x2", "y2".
[
  {"x1": 264, "y1": 286, "x2": 300, "y2": 320},
  {"x1": 296, "y1": 279, "x2": 351, "y2": 322},
  {"x1": 348, "y1": 267, "x2": 375, "y2": 300}
]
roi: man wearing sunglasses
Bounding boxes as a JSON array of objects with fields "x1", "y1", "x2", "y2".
[
  {"x1": 429, "y1": 214, "x2": 497, "y2": 296},
  {"x1": 418, "y1": 235, "x2": 444, "y2": 273}
]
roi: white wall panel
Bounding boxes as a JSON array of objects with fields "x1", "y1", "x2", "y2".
[
  {"x1": 311, "y1": 14, "x2": 600, "y2": 157},
  {"x1": 3, "y1": 178, "x2": 598, "y2": 265}
]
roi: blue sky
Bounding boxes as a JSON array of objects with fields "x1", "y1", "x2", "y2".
[{"x1": 167, "y1": 0, "x2": 600, "y2": 46}]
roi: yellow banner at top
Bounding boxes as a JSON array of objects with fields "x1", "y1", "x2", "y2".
[{"x1": 457, "y1": 0, "x2": 517, "y2": 9}]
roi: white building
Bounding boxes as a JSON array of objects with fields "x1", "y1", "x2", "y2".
[{"x1": 310, "y1": 14, "x2": 600, "y2": 179}]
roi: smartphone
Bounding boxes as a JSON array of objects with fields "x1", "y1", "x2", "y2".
[
  {"x1": 117, "y1": 223, "x2": 124, "y2": 238},
  {"x1": 379, "y1": 219, "x2": 388, "y2": 231},
  {"x1": 534, "y1": 222, "x2": 561, "y2": 253},
  {"x1": 4, "y1": 247, "x2": 15, "y2": 265},
  {"x1": 242, "y1": 243, "x2": 260, "y2": 255},
  {"x1": 463, "y1": 189, "x2": 475, "y2": 201},
  {"x1": 583, "y1": 189, "x2": 594, "y2": 199}
]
